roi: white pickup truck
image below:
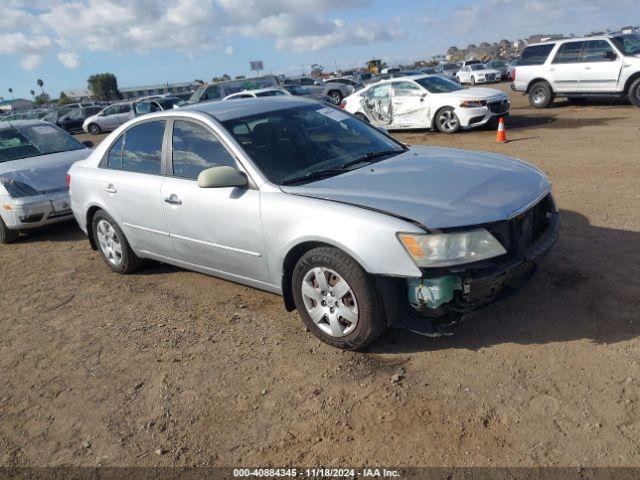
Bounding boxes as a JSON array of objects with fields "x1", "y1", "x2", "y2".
[{"x1": 511, "y1": 33, "x2": 640, "y2": 108}]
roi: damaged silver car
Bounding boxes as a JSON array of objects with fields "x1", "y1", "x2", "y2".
[
  {"x1": 68, "y1": 98, "x2": 559, "y2": 350},
  {"x1": 0, "y1": 120, "x2": 92, "y2": 243}
]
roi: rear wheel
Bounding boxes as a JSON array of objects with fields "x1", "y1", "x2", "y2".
[
  {"x1": 628, "y1": 78, "x2": 640, "y2": 107},
  {"x1": 435, "y1": 107, "x2": 460, "y2": 134},
  {"x1": 529, "y1": 81, "x2": 553, "y2": 108},
  {"x1": 328, "y1": 90, "x2": 343, "y2": 104},
  {"x1": 0, "y1": 217, "x2": 19, "y2": 244},
  {"x1": 92, "y1": 210, "x2": 143, "y2": 274},
  {"x1": 292, "y1": 247, "x2": 386, "y2": 350},
  {"x1": 88, "y1": 123, "x2": 101, "y2": 135},
  {"x1": 470, "y1": 76, "x2": 476, "y2": 85}
]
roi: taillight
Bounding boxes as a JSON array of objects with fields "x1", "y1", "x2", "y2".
[
  {"x1": 339, "y1": 99, "x2": 347, "y2": 109},
  {"x1": 65, "y1": 173, "x2": 71, "y2": 188}
]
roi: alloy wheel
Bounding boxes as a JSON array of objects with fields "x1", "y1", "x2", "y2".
[
  {"x1": 437, "y1": 110, "x2": 459, "y2": 133},
  {"x1": 301, "y1": 267, "x2": 358, "y2": 337},
  {"x1": 96, "y1": 219, "x2": 123, "y2": 266},
  {"x1": 532, "y1": 87, "x2": 547, "y2": 106}
]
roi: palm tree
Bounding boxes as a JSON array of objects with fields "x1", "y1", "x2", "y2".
[
  {"x1": 30, "y1": 89, "x2": 35, "y2": 100},
  {"x1": 37, "y1": 78, "x2": 45, "y2": 95},
  {"x1": 8, "y1": 87, "x2": 14, "y2": 99}
]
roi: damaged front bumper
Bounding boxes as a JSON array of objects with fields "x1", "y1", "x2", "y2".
[
  {"x1": 1, "y1": 191, "x2": 73, "y2": 230},
  {"x1": 402, "y1": 206, "x2": 560, "y2": 333}
]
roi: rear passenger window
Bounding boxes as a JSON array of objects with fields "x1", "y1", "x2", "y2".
[
  {"x1": 519, "y1": 44, "x2": 555, "y2": 65},
  {"x1": 581, "y1": 40, "x2": 616, "y2": 62},
  {"x1": 171, "y1": 120, "x2": 236, "y2": 179},
  {"x1": 553, "y1": 41, "x2": 584, "y2": 63},
  {"x1": 121, "y1": 121, "x2": 166, "y2": 174},
  {"x1": 106, "y1": 135, "x2": 123, "y2": 168}
]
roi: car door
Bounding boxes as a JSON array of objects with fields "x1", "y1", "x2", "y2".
[
  {"x1": 389, "y1": 81, "x2": 429, "y2": 128},
  {"x1": 578, "y1": 40, "x2": 623, "y2": 92},
  {"x1": 98, "y1": 120, "x2": 175, "y2": 257},
  {"x1": 116, "y1": 103, "x2": 133, "y2": 127},
  {"x1": 549, "y1": 41, "x2": 585, "y2": 92},
  {"x1": 99, "y1": 105, "x2": 120, "y2": 130},
  {"x1": 361, "y1": 83, "x2": 393, "y2": 126},
  {"x1": 458, "y1": 67, "x2": 470, "y2": 83},
  {"x1": 160, "y1": 119, "x2": 269, "y2": 282}
]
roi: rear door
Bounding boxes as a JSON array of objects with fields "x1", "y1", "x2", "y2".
[
  {"x1": 578, "y1": 40, "x2": 623, "y2": 92},
  {"x1": 116, "y1": 103, "x2": 133, "y2": 127},
  {"x1": 160, "y1": 119, "x2": 269, "y2": 282},
  {"x1": 389, "y1": 81, "x2": 428, "y2": 128},
  {"x1": 361, "y1": 83, "x2": 392, "y2": 126},
  {"x1": 98, "y1": 120, "x2": 175, "y2": 257},
  {"x1": 548, "y1": 41, "x2": 584, "y2": 92}
]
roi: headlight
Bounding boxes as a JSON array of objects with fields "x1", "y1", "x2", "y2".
[
  {"x1": 460, "y1": 100, "x2": 487, "y2": 108},
  {"x1": 398, "y1": 229, "x2": 506, "y2": 267}
]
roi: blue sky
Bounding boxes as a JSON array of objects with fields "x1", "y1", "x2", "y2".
[{"x1": 1, "y1": 0, "x2": 637, "y2": 99}]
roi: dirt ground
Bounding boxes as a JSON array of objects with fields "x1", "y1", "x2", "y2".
[{"x1": 1, "y1": 84, "x2": 640, "y2": 469}]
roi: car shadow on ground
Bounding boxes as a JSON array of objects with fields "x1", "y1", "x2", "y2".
[
  {"x1": 368, "y1": 209, "x2": 640, "y2": 354},
  {"x1": 501, "y1": 114, "x2": 627, "y2": 130},
  {"x1": 13, "y1": 220, "x2": 85, "y2": 243}
]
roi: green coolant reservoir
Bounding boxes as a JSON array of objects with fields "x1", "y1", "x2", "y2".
[{"x1": 408, "y1": 276, "x2": 457, "y2": 309}]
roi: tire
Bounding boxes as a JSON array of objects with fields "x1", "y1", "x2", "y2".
[
  {"x1": 292, "y1": 247, "x2": 386, "y2": 350},
  {"x1": 470, "y1": 76, "x2": 476, "y2": 86},
  {"x1": 529, "y1": 81, "x2": 554, "y2": 108},
  {"x1": 628, "y1": 78, "x2": 640, "y2": 107},
  {"x1": 0, "y1": 216, "x2": 19, "y2": 244},
  {"x1": 354, "y1": 112, "x2": 370, "y2": 123},
  {"x1": 328, "y1": 90, "x2": 343, "y2": 104},
  {"x1": 435, "y1": 107, "x2": 461, "y2": 134},
  {"x1": 91, "y1": 210, "x2": 143, "y2": 274},
  {"x1": 88, "y1": 123, "x2": 101, "y2": 135}
]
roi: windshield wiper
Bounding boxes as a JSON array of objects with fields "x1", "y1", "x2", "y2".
[{"x1": 281, "y1": 149, "x2": 404, "y2": 186}]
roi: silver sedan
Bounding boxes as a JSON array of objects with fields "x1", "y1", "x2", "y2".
[
  {"x1": 0, "y1": 120, "x2": 92, "y2": 243},
  {"x1": 68, "y1": 97, "x2": 559, "y2": 350}
]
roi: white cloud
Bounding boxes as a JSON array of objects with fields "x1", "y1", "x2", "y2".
[
  {"x1": 57, "y1": 51, "x2": 81, "y2": 68},
  {"x1": 224, "y1": 45, "x2": 235, "y2": 56},
  {"x1": 20, "y1": 54, "x2": 42, "y2": 70}
]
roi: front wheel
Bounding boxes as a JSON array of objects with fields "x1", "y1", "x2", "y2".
[
  {"x1": 0, "y1": 216, "x2": 19, "y2": 244},
  {"x1": 470, "y1": 76, "x2": 476, "y2": 85},
  {"x1": 435, "y1": 107, "x2": 460, "y2": 134},
  {"x1": 92, "y1": 210, "x2": 143, "y2": 274},
  {"x1": 88, "y1": 123, "x2": 101, "y2": 135},
  {"x1": 292, "y1": 247, "x2": 387, "y2": 350},
  {"x1": 328, "y1": 90, "x2": 343, "y2": 104},
  {"x1": 529, "y1": 81, "x2": 554, "y2": 108},
  {"x1": 628, "y1": 78, "x2": 640, "y2": 107}
]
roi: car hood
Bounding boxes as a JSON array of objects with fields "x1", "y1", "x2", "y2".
[
  {"x1": 473, "y1": 69, "x2": 501, "y2": 75},
  {"x1": 443, "y1": 87, "x2": 507, "y2": 100},
  {"x1": 0, "y1": 148, "x2": 90, "y2": 196},
  {"x1": 281, "y1": 146, "x2": 550, "y2": 229}
]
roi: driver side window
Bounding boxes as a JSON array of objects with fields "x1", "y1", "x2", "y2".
[
  {"x1": 392, "y1": 81, "x2": 422, "y2": 96},
  {"x1": 368, "y1": 84, "x2": 390, "y2": 99}
]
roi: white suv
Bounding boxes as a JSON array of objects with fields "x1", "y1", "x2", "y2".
[{"x1": 511, "y1": 33, "x2": 640, "y2": 108}]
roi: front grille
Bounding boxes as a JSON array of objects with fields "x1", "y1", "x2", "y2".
[
  {"x1": 486, "y1": 74, "x2": 495, "y2": 81},
  {"x1": 486, "y1": 194, "x2": 554, "y2": 261},
  {"x1": 488, "y1": 100, "x2": 509, "y2": 114}
]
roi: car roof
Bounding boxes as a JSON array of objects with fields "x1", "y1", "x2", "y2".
[
  {"x1": 183, "y1": 96, "x2": 321, "y2": 121},
  {"x1": 527, "y1": 34, "x2": 619, "y2": 47}
]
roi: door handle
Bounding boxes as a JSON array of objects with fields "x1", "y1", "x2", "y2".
[
  {"x1": 585, "y1": 66, "x2": 591, "y2": 70},
  {"x1": 164, "y1": 194, "x2": 182, "y2": 206},
  {"x1": 105, "y1": 184, "x2": 116, "y2": 193}
]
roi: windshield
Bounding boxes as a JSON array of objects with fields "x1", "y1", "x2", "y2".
[
  {"x1": 221, "y1": 104, "x2": 405, "y2": 185},
  {"x1": 470, "y1": 65, "x2": 486, "y2": 71},
  {"x1": 611, "y1": 34, "x2": 640, "y2": 56},
  {"x1": 0, "y1": 123, "x2": 84, "y2": 163},
  {"x1": 490, "y1": 61, "x2": 506, "y2": 67},
  {"x1": 415, "y1": 76, "x2": 463, "y2": 93},
  {"x1": 189, "y1": 85, "x2": 207, "y2": 102},
  {"x1": 443, "y1": 64, "x2": 459, "y2": 70}
]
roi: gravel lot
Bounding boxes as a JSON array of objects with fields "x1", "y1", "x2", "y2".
[{"x1": 1, "y1": 84, "x2": 639, "y2": 468}]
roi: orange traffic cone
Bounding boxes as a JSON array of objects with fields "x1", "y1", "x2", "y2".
[{"x1": 496, "y1": 117, "x2": 507, "y2": 143}]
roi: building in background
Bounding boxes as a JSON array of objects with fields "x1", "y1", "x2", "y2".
[
  {"x1": 61, "y1": 89, "x2": 94, "y2": 102},
  {"x1": 0, "y1": 98, "x2": 34, "y2": 114},
  {"x1": 119, "y1": 81, "x2": 200, "y2": 100}
]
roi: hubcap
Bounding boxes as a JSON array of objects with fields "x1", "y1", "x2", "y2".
[
  {"x1": 96, "y1": 219, "x2": 123, "y2": 266},
  {"x1": 438, "y1": 110, "x2": 459, "y2": 132},
  {"x1": 533, "y1": 88, "x2": 546, "y2": 104},
  {"x1": 301, "y1": 267, "x2": 358, "y2": 337}
]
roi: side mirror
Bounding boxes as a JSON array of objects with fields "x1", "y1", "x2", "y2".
[
  {"x1": 197, "y1": 166, "x2": 248, "y2": 188},
  {"x1": 604, "y1": 51, "x2": 617, "y2": 61},
  {"x1": 83, "y1": 140, "x2": 94, "y2": 148}
]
